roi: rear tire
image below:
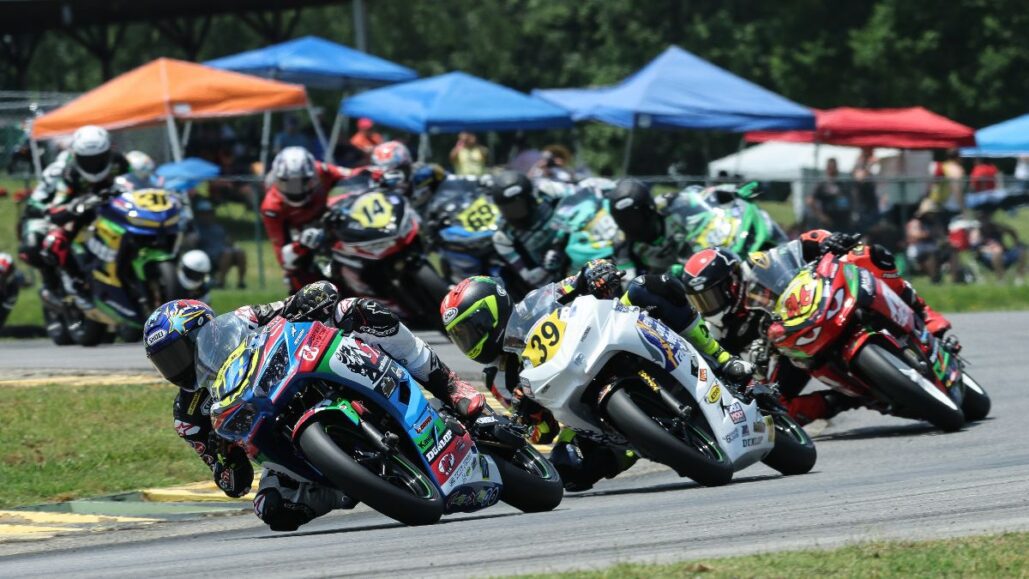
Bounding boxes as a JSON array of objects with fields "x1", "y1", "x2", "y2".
[
  {"x1": 485, "y1": 446, "x2": 563, "y2": 513},
  {"x1": 68, "y1": 308, "x2": 107, "y2": 347},
  {"x1": 761, "y1": 413, "x2": 817, "y2": 475},
  {"x1": 604, "y1": 388, "x2": 733, "y2": 486},
  {"x1": 960, "y1": 372, "x2": 990, "y2": 422},
  {"x1": 43, "y1": 307, "x2": 72, "y2": 346},
  {"x1": 853, "y1": 342, "x2": 964, "y2": 432},
  {"x1": 298, "y1": 421, "x2": 444, "y2": 526}
]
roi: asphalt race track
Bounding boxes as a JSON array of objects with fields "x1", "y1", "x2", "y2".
[{"x1": 1, "y1": 312, "x2": 1028, "y2": 577}]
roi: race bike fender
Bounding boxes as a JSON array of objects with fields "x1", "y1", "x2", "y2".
[
  {"x1": 842, "y1": 328, "x2": 900, "y2": 368},
  {"x1": 291, "y1": 398, "x2": 362, "y2": 442}
]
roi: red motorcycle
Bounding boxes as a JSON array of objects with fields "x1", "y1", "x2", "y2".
[{"x1": 746, "y1": 240, "x2": 990, "y2": 432}]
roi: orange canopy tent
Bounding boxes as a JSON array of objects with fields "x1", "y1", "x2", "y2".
[{"x1": 31, "y1": 58, "x2": 312, "y2": 161}]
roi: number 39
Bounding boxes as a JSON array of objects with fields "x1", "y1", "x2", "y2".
[{"x1": 528, "y1": 321, "x2": 561, "y2": 364}]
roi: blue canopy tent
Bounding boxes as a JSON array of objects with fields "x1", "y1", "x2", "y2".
[
  {"x1": 961, "y1": 113, "x2": 1029, "y2": 157},
  {"x1": 205, "y1": 35, "x2": 418, "y2": 164},
  {"x1": 156, "y1": 157, "x2": 220, "y2": 192},
  {"x1": 341, "y1": 72, "x2": 572, "y2": 160},
  {"x1": 533, "y1": 46, "x2": 814, "y2": 172}
]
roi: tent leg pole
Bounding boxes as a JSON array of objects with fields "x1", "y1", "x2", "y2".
[
  {"x1": 306, "y1": 103, "x2": 330, "y2": 160},
  {"x1": 326, "y1": 111, "x2": 344, "y2": 164},
  {"x1": 733, "y1": 136, "x2": 745, "y2": 182},
  {"x1": 621, "y1": 121, "x2": 635, "y2": 176},
  {"x1": 418, "y1": 133, "x2": 429, "y2": 163},
  {"x1": 166, "y1": 116, "x2": 183, "y2": 162},
  {"x1": 259, "y1": 110, "x2": 272, "y2": 175},
  {"x1": 29, "y1": 138, "x2": 43, "y2": 178},
  {"x1": 181, "y1": 121, "x2": 193, "y2": 152}
]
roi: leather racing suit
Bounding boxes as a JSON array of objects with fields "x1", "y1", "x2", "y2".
[
  {"x1": 491, "y1": 182, "x2": 573, "y2": 287},
  {"x1": 614, "y1": 188, "x2": 709, "y2": 277}
]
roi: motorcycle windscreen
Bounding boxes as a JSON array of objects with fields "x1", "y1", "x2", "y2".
[{"x1": 744, "y1": 240, "x2": 807, "y2": 313}]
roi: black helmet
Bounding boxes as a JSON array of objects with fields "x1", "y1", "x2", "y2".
[
  {"x1": 440, "y1": 276, "x2": 513, "y2": 363},
  {"x1": 679, "y1": 248, "x2": 743, "y2": 318},
  {"x1": 490, "y1": 170, "x2": 536, "y2": 228},
  {"x1": 608, "y1": 179, "x2": 659, "y2": 243}
]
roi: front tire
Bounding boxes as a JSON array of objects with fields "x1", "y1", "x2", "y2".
[
  {"x1": 485, "y1": 446, "x2": 563, "y2": 513},
  {"x1": 853, "y1": 342, "x2": 965, "y2": 432},
  {"x1": 43, "y1": 306, "x2": 72, "y2": 346},
  {"x1": 298, "y1": 420, "x2": 444, "y2": 526},
  {"x1": 67, "y1": 308, "x2": 108, "y2": 347},
  {"x1": 604, "y1": 387, "x2": 733, "y2": 486},
  {"x1": 960, "y1": 372, "x2": 990, "y2": 422},
  {"x1": 761, "y1": 413, "x2": 817, "y2": 475}
]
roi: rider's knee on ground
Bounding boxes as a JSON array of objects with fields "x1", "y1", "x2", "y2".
[{"x1": 253, "y1": 487, "x2": 316, "y2": 532}]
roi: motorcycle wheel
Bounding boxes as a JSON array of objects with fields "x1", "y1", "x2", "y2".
[
  {"x1": 483, "y1": 445, "x2": 563, "y2": 513},
  {"x1": 960, "y1": 371, "x2": 990, "y2": 422},
  {"x1": 604, "y1": 387, "x2": 733, "y2": 486},
  {"x1": 298, "y1": 419, "x2": 444, "y2": 526},
  {"x1": 43, "y1": 306, "x2": 72, "y2": 346},
  {"x1": 116, "y1": 325, "x2": 142, "y2": 343},
  {"x1": 760, "y1": 413, "x2": 817, "y2": 476},
  {"x1": 854, "y1": 342, "x2": 965, "y2": 432},
  {"x1": 67, "y1": 308, "x2": 108, "y2": 347}
]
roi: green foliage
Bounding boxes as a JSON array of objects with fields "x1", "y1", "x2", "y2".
[
  {"x1": 520, "y1": 532, "x2": 1029, "y2": 578},
  {"x1": 0, "y1": 383, "x2": 210, "y2": 507},
  {"x1": 6, "y1": 2, "x2": 1029, "y2": 174}
]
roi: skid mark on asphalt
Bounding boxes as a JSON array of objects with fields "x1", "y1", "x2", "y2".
[{"x1": 0, "y1": 510, "x2": 158, "y2": 542}]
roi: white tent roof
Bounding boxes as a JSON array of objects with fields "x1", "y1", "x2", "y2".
[{"x1": 708, "y1": 141, "x2": 898, "y2": 180}]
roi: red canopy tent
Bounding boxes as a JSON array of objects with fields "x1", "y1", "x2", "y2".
[{"x1": 746, "y1": 107, "x2": 976, "y2": 149}]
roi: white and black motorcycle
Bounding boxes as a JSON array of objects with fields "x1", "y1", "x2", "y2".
[{"x1": 507, "y1": 287, "x2": 816, "y2": 486}]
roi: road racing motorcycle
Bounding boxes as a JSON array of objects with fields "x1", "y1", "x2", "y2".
[
  {"x1": 551, "y1": 183, "x2": 621, "y2": 273},
  {"x1": 748, "y1": 240, "x2": 990, "y2": 431},
  {"x1": 200, "y1": 313, "x2": 563, "y2": 525},
  {"x1": 507, "y1": 287, "x2": 817, "y2": 486},
  {"x1": 43, "y1": 188, "x2": 182, "y2": 346},
  {"x1": 685, "y1": 184, "x2": 787, "y2": 255},
  {"x1": 322, "y1": 189, "x2": 451, "y2": 329}
]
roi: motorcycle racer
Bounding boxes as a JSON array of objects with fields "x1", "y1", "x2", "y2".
[
  {"x1": 261, "y1": 147, "x2": 363, "y2": 293},
  {"x1": 678, "y1": 231, "x2": 958, "y2": 425},
  {"x1": 490, "y1": 170, "x2": 574, "y2": 287},
  {"x1": 0, "y1": 252, "x2": 28, "y2": 329},
  {"x1": 144, "y1": 281, "x2": 486, "y2": 531},
  {"x1": 20, "y1": 126, "x2": 129, "y2": 309},
  {"x1": 441, "y1": 259, "x2": 753, "y2": 491}
]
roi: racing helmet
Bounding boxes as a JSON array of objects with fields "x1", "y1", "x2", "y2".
[
  {"x1": 0, "y1": 252, "x2": 13, "y2": 279},
  {"x1": 177, "y1": 250, "x2": 211, "y2": 292},
  {"x1": 70, "y1": 125, "x2": 113, "y2": 183},
  {"x1": 441, "y1": 276, "x2": 513, "y2": 364},
  {"x1": 680, "y1": 248, "x2": 743, "y2": 319},
  {"x1": 490, "y1": 170, "x2": 536, "y2": 228},
  {"x1": 371, "y1": 141, "x2": 413, "y2": 188},
  {"x1": 607, "y1": 179, "x2": 659, "y2": 243},
  {"x1": 125, "y1": 150, "x2": 155, "y2": 183},
  {"x1": 144, "y1": 300, "x2": 215, "y2": 391},
  {"x1": 409, "y1": 163, "x2": 447, "y2": 207},
  {"x1": 271, "y1": 147, "x2": 318, "y2": 207}
]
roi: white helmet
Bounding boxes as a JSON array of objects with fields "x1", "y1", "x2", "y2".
[
  {"x1": 125, "y1": 151, "x2": 155, "y2": 182},
  {"x1": 177, "y1": 250, "x2": 211, "y2": 292},
  {"x1": 271, "y1": 146, "x2": 318, "y2": 207},
  {"x1": 70, "y1": 125, "x2": 113, "y2": 183}
]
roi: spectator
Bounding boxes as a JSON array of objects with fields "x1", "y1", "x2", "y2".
[
  {"x1": 1015, "y1": 155, "x2": 1029, "y2": 182},
  {"x1": 528, "y1": 144, "x2": 577, "y2": 182},
  {"x1": 852, "y1": 147, "x2": 881, "y2": 230},
  {"x1": 189, "y1": 198, "x2": 248, "y2": 289},
  {"x1": 928, "y1": 149, "x2": 965, "y2": 214},
  {"x1": 806, "y1": 158, "x2": 854, "y2": 232},
  {"x1": 273, "y1": 115, "x2": 314, "y2": 156},
  {"x1": 349, "y1": 118, "x2": 382, "y2": 165},
  {"x1": 973, "y1": 210, "x2": 1026, "y2": 284},
  {"x1": 905, "y1": 198, "x2": 945, "y2": 283},
  {"x1": 450, "y1": 132, "x2": 488, "y2": 175},
  {"x1": 969, "y1": 157, "x2": 1001, "y2": 194}
]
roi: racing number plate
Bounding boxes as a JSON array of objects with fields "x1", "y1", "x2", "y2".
[
  {"x1": 350, "y1": 192, "x2": 394, "y2": 229},
  {"x1": 455, "y1": 196, "x2": 499, "y2": 232},
  {"x1": 522, "y1": 310, "x2": 566, "y2": 368},
  {"x1": 131, "y1": 189, "x2": 174, "y2": 212}
]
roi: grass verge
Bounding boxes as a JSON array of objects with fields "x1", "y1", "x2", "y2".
[
  {"x1": 520, "y1": 532, "x2": 1029, "y2": 578},
  {"x1": 0, "y1": 383, "x2": 209, "y2": 508}
]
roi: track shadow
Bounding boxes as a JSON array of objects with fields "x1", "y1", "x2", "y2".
[
  {"x1": 566, "y1": 472, "x2": 782, "y2": 499},
  {"x1": 815, "y1": 418, "x2": 986, "y2": 442},
  {"x1": 0, "y1": 324, "x2": 45, "y2": 339},
  {"x1": 249, "y1": 511, "x2": 521, "y2": 540}
]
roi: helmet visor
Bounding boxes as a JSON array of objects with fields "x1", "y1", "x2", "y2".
[
  {"x1": 76, "y1": 151, "x2": 112, "y2": 177},
  {"x1": 149, "y1": 338, "x2": 197, "y2": 390},
  {"x1": 279, "y1": 176, "x2": 317, "y2": 200},
  {"x1": 445, "y1": 302, "x2": 497, "y2": 359},
  {"x1": 497, "y1": 198, "x2": 531, "y2": 223},
  {"x1": 686, "y1": 286, "x2": 731, "y2": 316}
]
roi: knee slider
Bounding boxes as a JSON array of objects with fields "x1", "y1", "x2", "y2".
[{"x1": 253, "y1": 488, "x2": 315, "y2": 532}]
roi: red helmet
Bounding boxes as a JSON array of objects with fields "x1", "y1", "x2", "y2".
[
  {"x1": 679, "y1": 248, "x2": 743, "y2": 317},
  {"x1": 440, "y1": 276, "x2": 513, "y2": 364}
]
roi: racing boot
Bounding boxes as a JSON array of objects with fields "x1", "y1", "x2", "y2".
[
  {"x1": 425, "y1": 351, "x2": 485, "y2": 419},
  {"x1": 786, "y1": 390, "x2": 862, "y2": 426},
  {"x1": 550, "y1": 429, "x2": 637, "y2": 492},
  {"x1": 60, "y1": 271, "x2": 94, "y2": 311},
  {"x1": 900, "y1": 285, "x2": 954, "y2": 338}
]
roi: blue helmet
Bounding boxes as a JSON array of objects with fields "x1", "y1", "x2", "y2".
[{"x1": 144, "y1": 299, "x2": 215, "y2": 390}]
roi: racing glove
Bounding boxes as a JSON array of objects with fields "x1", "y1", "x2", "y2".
[
  {"x1": 210, "y1": 434, "x2": 254, "y2": 498},
  {"x1": 720, "y1": 356, "x2": 755, "y2": 385},
  {"x1": 283, "y1": 280, "x2": 340, "y2": 322},
  {"x1": 575, "y1": 259, "x2": 625, "y2": 299},
  {"x1": 542, "y1": 248, "x2": 567, "y2": 273},
  {"x1": 820, "y1": 232, "x2": 861, "y2": 256},
  {"x1": 298, "y1": 227, "x2": 326, "y2": 250}
]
